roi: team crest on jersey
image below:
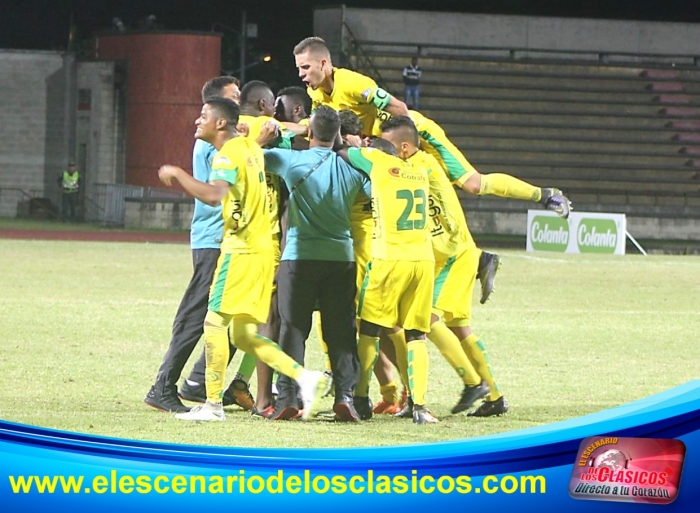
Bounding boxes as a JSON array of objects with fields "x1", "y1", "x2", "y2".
[
  {"x1": 361, "y1": 88, "x2": 372, "y2": 101},
  {"x1": 388, "y1": 168, "x2": 401, "y2": 177}
]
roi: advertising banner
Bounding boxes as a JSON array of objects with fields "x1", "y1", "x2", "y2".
[{"x1": 526, "y1": 210, "x2": 627, "y2": 255}]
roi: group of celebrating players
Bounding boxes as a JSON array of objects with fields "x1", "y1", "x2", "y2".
[{"x1": 146, "y1": 36, "x2": 571, "y2": 425}]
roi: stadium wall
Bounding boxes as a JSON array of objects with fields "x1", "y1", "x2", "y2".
[
  {"x1": 322, "y1": 7, "x2": 700, "y2": 57},
  {"x1": 0, "y1": 50, "x2": 74, "y2": 217}
]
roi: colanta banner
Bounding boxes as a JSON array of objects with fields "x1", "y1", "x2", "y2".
[{"x1": 526, "y1": 211, "x2": 627, "y2": 255}]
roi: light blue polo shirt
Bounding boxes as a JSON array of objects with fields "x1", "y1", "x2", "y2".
[
  {"x1": 264, "y1": 147, "x2": 368, "y2": 261},
  {"x1": 190, "y1": 139, "x2": 224, "y2": 250}
]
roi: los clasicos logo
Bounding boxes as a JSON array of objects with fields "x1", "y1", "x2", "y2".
[{"x1": 569, "y1": 436, "x2": 686, "y2": 505}]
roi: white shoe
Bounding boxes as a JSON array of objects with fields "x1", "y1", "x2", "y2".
[
  {"x1": 175, "y1": 402, "x2": 225, "y2": 422},
  {"x1": 297, "y1": 370, "x2": 327, "y2": 420}
]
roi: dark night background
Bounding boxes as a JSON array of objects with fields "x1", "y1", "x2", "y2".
[{"x1": 3, "y1": 1, "x2": 700, "y2": 90}]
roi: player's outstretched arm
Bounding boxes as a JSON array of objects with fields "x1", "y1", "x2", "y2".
[
  {"x1": 383, "y1": 95, "x2": 409, "y2": 118},
  {"x1": 158, "y1": 165, "x2": 227, "y2": 206}
]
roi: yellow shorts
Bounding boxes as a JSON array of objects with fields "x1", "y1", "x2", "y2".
[
  {"x1": 358, "y1": 258, "x2": 434, "y2": 332},
  {"x1": 208, "y1": 251, "x2": 274, "y2": 323},
  {"x1": 433, "y1": 248, "x2": 479, "y2": 323}
]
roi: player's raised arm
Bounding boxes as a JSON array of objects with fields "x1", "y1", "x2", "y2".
[{"x1": 158, "y1": 165, "x2": 228, "y2": 207}]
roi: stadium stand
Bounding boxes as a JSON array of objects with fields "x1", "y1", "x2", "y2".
[{"x1": 348, "y1": 44, "x2": 700, "y2": 221}]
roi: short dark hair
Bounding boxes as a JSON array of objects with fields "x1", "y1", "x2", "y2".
[
  {"x1": 338, "y1": 110, "x2": 362, "y2": 136},
  {"x1": 201, "y1": 76, "x2": 239, "y2": 103},
  {"x1": 240, "y1": 80, "x2": 273, "y2": 107},
  {"x1": 310, "y1": 105, "x2": 340, "y2": 143},
  {"x1": 293, "y1": 36, "x2": 330, "y2": 58},
  {"x1": 369, "y1": 138, "x2": 399, "y2": 157},
  {"x1": 277, "y1": 86, "x2": 311, "y2": 116},
  {"x1": 205, "y1": 97, "x2": 240, "y2": 127},
  {"x1": 380, "y1": 116, "x2": 420, "y2": 146}
]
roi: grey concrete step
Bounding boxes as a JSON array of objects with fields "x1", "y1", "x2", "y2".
[
  {"x1": 382, "y1": 80, "x2": 700, "y2": 104},
  {"x1": 416, "y1": 95, "x2": 680, "y2": 116},
  {"x1": 421, "y1": 109, "x2": 695, "y2": 127},
  {"x1": 449, "y1": 135, "x2": 695, "y2": 157},
  {"x1": 464, "y1": 148, "x2": 691, "y2": 167},
  {"x1": 367, "y1": 54, "x2": 700, "y2": 83},
  {"x1": 437, "y1": 123, "x2": 700, "y2": 142},
  {"x1": 470, "y1": 160, "x2": 700, "y2": 185}
]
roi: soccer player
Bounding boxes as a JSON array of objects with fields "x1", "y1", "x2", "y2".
[
  {"x1": 232, "y1": 80, "x2": 298, "y2": 416},
  {"x1": 274, "y1": 86, "x2": 311, "y2": 124},
  {"x1": 340, "y1": 139, "x2": 437, "y2": 424},
  {"x1": 374, "y1": 109, "x2": 572, "y2": 302},
  {"x1": 380, "y1": 116, "x2": 496, "y2": 416},
  {"x1": 157, "y1": 97, "x2": 327, "y2": 422},
  {"x1": 338, "y1": 110, "x2": 403, "y2": 414},
  {"x1": 293, "y1": 36, "x2": 409, "y2": 137},
  {"x1": 291, "y1": 38, "x2": 500, "y2": 302},
  {"x1": 145, "y1": 76, "x2": 252, "y2": 414},
  {"x1": 262, "y1": 106, "x2": 369, "y2": 422}
]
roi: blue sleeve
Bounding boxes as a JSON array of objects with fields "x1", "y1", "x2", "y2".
[
  {"x1": 263, "y1": 148, "x2": 293, "y2": 178},
  {"x1": 361, "y1": 176, "x2": 372, "y2": 199},
  {"x1": 192, "y1": 139, "x2": 216, "y2": 182}
]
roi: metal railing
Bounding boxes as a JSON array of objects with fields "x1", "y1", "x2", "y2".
[
  {"x1": 341, "y1": 23, "x2": 388, "y2": 90},
  {"x1": 87, "y1": 183, "x2": 187, "y2": 226},
  {"x1": 0, "y1": 187, "x2": 56, "y2": 219}
]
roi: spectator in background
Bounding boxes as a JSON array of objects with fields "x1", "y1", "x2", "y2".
[
  {"x1": 402, "y1": 56, "x2": 422, "y2": 110},
  {"x1": 60, "y1": 162, "x2": 80, "y2": 222}
]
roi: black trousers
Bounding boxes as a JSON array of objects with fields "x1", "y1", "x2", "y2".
[
  {"x1": 276, "y1": 259, "x2": 359, "y2": 403},
  {"x1": 62, "y1": 192, "x2": 78, "y2": 221},
  {"x1": 154, "y1": 249, "x2": 235, "y2": 389}
]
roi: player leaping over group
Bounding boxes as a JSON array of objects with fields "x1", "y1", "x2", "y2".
[{"x1": 294, "y1": 36, "x2": 571, "y2": 417}]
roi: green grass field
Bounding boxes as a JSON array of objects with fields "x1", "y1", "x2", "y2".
[{"x1": 0, "y1": 239, "x2": 698, "y2": 448}]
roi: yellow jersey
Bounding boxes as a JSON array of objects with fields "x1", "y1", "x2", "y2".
[
  {"x1": 346, "y1": 147, "x2": 433, "y2": 262},
  {"x1": 308, "y1": 68, "x2": 391, "y2": 137},
  {"x1": 407, "y1": 150, "x2": 476, "y2": 262},
  {"x1": 209, "y1": 137, "x2": 271, "y2": 254},
  {"x1": 239, "y1": 114, "x2": 295, "y2": 237},
  {"x1": 350, "y1": 188, "x2": 373, "y2": 243},
  {"x1": 372, "y1": 110, "x2": 479, "y2": 184}
]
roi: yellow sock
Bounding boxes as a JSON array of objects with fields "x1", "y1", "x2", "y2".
[
  {"x1": 203, "y1": 311, "x2": 233, "y2": 403},
  {"x1": 460, "y1": 333, "x2": 502, "y2": 401},
  {"x1": 407, "y1": 339, "x2": 429, "y2": 405},
  {"x1": 479, "y1": 173, "x2": 541, "y2": 202},
  {"x1": 356, "y1": 334, "x2": 379, "y2": 397},
  {"x1": 387, "y1": 330, "x2": 409, "y2": 390},
  {"x1": 428, "y1": 321, "x2": 481, "y2": 386},
  {"x1": 379, "y1": 380, "x2": 399, "y2": 403},
  {"x1": 315, "y1": 312, "x2": 332, "y2": 372},
  {"x1": 232, "y1": 316, "x2": 303, "y2": 382}
]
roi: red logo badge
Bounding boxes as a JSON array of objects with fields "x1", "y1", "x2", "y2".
[{"x1": 569, "y1": 436, "x2": 685, "y2": 504}]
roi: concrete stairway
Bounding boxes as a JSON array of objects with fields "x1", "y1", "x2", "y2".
[{"x1": 354, "y1": 54, "x2": 700, "y2": 217}]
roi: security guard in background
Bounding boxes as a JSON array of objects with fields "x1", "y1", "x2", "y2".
[{"x1": 60, "y1": 162, "x2": 80, "y2": 222}]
